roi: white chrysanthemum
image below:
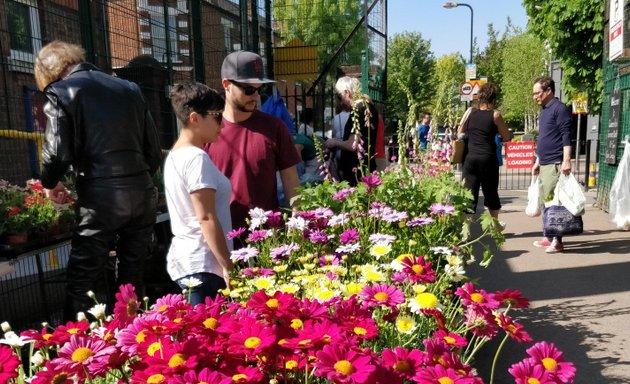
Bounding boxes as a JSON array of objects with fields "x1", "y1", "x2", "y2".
[
  {"x1": 341, "y1": 282, "x2": 365, "y2": 297},
  {"x1": 395, "y1": 315, "x2": 417, "y2": 334},
  {"x1": 311, "y1": 287, "x2": 337, "y2": 302},
  {"x1": 445, "y1": 264, "x2": 466, "y2": 281},
  {"x1": 31, "y1": 351, "x2": 45, "y2": 367},
  {"x1": 328, "y1": 213, "x2": 350, "y2": 227},
  {"x1": 287, "y1": 216, "x2": 309, "y2": 231},
  {"x1": 368, "y1": 233, "x2": 397, "y2": 244},
  {"x1": 180, "y1": 276, "x2": 203, "y2": 288},
  {"x1": 408, "y1": 292, "x2": 440, "y2": 314},
  {"x1": 336, "y1": 243, "x2": 361, "y2": 254},
  {"x1": 278, "y1": 283, "x2": 300, "y2": 294},
  {"x1": 0, "y1": 331, "x2": 30, "y2": 347},
  {"x1": 273, "y1": 264, "x2": 288, "y2": 273},
  {"x1": 360, "y1": 265, "x2": 386, "y2": 282},
  {"x1": 446, "y1": 255, "x2": 463, "y2": 266},
  {"x1": 412, "y1": 284, "x2": 428, "y2": 294},
  {"x1": 88, "y1": 303, "x2": 107, "y2": 320},
  {"x1": 248, "y1": 207, "x2": 269, "y2": 229},
  {"x1": 431, "y1": 246, "x2": 452, "y2": 255},
  {"x1": 369, "y1": 242, "x2": 392, "y2": 259},
  {"x1": 251, "y1": 276, "x2": 276, "y2": 291}
]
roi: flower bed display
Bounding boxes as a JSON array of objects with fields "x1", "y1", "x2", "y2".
[{"x1": 0, "y1": 164, "x2": 575, "y2": 383}]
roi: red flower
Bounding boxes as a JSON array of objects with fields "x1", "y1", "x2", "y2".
[
  {"x1": 526, "y1": 341, "x2": 576, "y2": 383},
  {"x1": 0, "y1": 345, "x2": 19, "y2": 382},
  {"x1": 380, "y1": 346, "x2": 425, "y2": 381},
  {"x1": 6, "y1": 206, "x2": 21, "y2": 217},
  {"x1": 432, "y1": 329, "x2": 468, "y2": 348},
  {"x1": 495, "y1": 288, "x2": 530, "y2": 308},
  {"x1": 112, "y1": 283, "x2": 140, "y2": 328},
  {"x1": 497, "y1": 313, "x2": 532, "y2": 343}
]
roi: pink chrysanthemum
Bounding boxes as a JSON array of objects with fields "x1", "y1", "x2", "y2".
[
  {"x1": 508, "y1": 359, "x2": 557, "y2": 384},
  {"x1": 0, "y1": 345, "x2": 19, "y2": 382},
  {"x1": 247, "y1": 229, "x2": 272, "y2": 242},
  {"x1": 429, "y1": 203, "x2": 456, "y2": 216},
  {"x1": 380, "y1": 346, "x2": 425, "y2": 380},
  {"x1": 314, "y1": 344, "x2": 377, "y2": 383},
  {"x1": 361, "y1": 173, "x2": 382, "y2": 193},
  {"x1": 227, "y1": 318, "x2": 276, "y2": 356},
  {"x1": 463, "y1": 306, "x2": 499, "y2": 339},
  {"x1": 359, "y1": 283, "x2": 405, "y2": 309},
  {"x1": 49, "y1": 320, "x2": 91, "y2": 345},
  {"x1": 172, "y1": 368, "x2": 228, "y2": 383},
  {"x1": 401, "y1": 254, "x2": 436, "y2": 283},
  {"x1": 526, "y1": 341, "x2": 576, "y2": 383},
  {"x1": 226, "y1": 227, "x2": 247, "y2": 240},
  {"x1": 333, "y1": 187, "x2": 356, "y2": 201},
  {"x1": 269, "y1": 242, "x2": 300, "y2": 261},
  {"x1": 432, "y1": 329, "x2": 468, "y2": 348},
  {"x1": 497, "y1": 313, "x2": 532, "y2": 343},
  {"x1": 340, "y1": 228, "x2": 360, "y2": 244},
  {"x1": 56, "y1": 334, "x2": 117, "y2": 377},
  {"x1": 30, "y1": 361, "x2": 76, "y2": 384},
  {"x1": 495, "y1": 288, "x2": 530, "y2": 309},
  {"x1": 455, "y1": 282, "x2": 500, "y2": 310},
  {"x1": 219, "y1": 365, "x2": 265, "y2": 383},
  {"x1": 112, "y1": 283, "x2": 140, "y2": 328},
  {"x1": 415, "y1": 363, "x2": 483, "y2": 383}
]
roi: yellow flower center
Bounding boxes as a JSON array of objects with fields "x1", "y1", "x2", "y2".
[
  {"x1": 244, "y1": 336, "x2": 261, "y2": 349},
  {"x1": 233, "y1": 374, "x2": 247, "y2": 380},
  {"x1": 396, "y1": 317, "x2": 415, "y2": 333},
  {"x1": 203, "y1": 317, "x2": 218, "y2": 329},
  {"x1": 126, "y1": 300, "x2": 137, "y2": 316},
  {"x1": 50, "y1": 373, "x2": 69, "y2": 384},
  {"x1": 147, "y1": 342, "x2": 161, "y2": 357},
  {"x1": 393, "y1": 360, "x2": 411, "y2": 372},
  {"x1": 43, "y1": 334, "x2": 52, "y2": 341},
  {"x1": 542, "y1": 357, "x2": 558, "y2": 371},
  {"x1": 353, "y1": 327, "x2": 367, "y2": 336},
  {"x1": 290, "y1": 318, "x2": 303, "y2": 329},
  {"x1": 135, "y1": 330, "x2": 147, "y2": 343},
  {"x1": 346, "y1": 283, "x2": 364, "y2": 295},
  {"x1": 417, "y1": 292, "x2": 439, "y2": 308},
  {"x1": 168, "y1": 353, "x2": 186, "y2": 368},
  {"x1": 527, "y1": 379, "x2": 541, "y2": 384},
  {"x1": 147, "y1": 374, "x2": 165, "y2": 383},
  {"x1": 286, "y1": 360, "x2": 299, "y2": 370},
  {"x1": 266, "y1": 298, "x2": 279, "y2": 308},
  {"x1": 198, "y1": 382, "x2": 208, "y2": 384},
  {"x1": 444, "y1": 336, "x2": 456, "y2": 344},
  {"x1": 298, "y1": 338, "x2": 312, "y2": 346},
  {"x1": 412, "y1": 264, "x2": 424, "y2": 274},
  {"x1": 334, "y1": 360, "x2": 355, "y2": 375},
  {"x1": 67, "y1": 328, "x2": 79, "y2": 335},
  {"x1": 506, "y1": 324, "x2": 517, "y2": 334},
  {"x1": 470, "y1": 293, "x2": 484, "y2": 303},
  {"x1": 158, "y1": 304, "x2": 169, "y2": 312},
  {"x1": 438, "y1": 378, "x2": 454, "y2": 384},
  {"x1": 173, "y1": 318, "x2": 182, "y2": 324},
  {"x1": 71, "y1": 347, "x2": 93, "y2": 363},
  {"x1": 374, "y1": 292, "x2": 389, "y2": 302}
]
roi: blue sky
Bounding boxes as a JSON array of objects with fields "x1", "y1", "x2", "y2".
[{"x1": 388, "y1": 0, "x2": 529, "y2": 58}]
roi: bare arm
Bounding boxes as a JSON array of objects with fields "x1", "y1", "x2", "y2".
[
  {"x1": 279, "y1": 166, "x2": 300, "y2": 206},
  {"x1": 190, "y1": 188, "x2": 233, "y2": 283},
  {"x1": 325, "y1": 134, "x2": 358, "y2": 152},
  {"x1": 561, "y1": 145, "x2": 572, "y2": 175},
  {"x1": 493, "y1": 111, "x2": 512, "y2": 142}
]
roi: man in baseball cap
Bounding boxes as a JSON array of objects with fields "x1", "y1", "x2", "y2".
[{"x1": 204, "y1": 51, "x2": 301, "y2": 244}]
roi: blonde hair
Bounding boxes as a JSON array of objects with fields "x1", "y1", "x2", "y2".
[{"x1": 34, "y1": 40, "x2": 85, "y2": 90}]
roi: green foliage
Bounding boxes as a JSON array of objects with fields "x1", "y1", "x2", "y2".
[
  {"x1": 523, "y1": 0, "x2": 605, "y2": 113},
  {"x1": 385, "y1": 32, "x2": 436, "y2": 131},
  {"x1": 432, "y1": 54, "x2": 465, "y2": 129},
  {"x1": 501, "y1": 33, "x2": 546, "y2": 128}
]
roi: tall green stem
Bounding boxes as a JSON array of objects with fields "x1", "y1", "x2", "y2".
[{"x1": 490, "y1": 334, "x2": 510, "y2": 384}]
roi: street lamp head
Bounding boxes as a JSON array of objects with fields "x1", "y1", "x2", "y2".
[{"x1": 443, "y1": 2, "x2": 459, "y2": 8}]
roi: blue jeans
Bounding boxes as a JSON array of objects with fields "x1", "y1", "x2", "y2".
[{"x1": 176, "y1": 272, "x2": 226, "y2": 306}]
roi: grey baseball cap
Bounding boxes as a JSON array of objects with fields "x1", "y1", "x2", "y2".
[{"x1": 221, "y1": 51, "x2": 275, "y2": 84}]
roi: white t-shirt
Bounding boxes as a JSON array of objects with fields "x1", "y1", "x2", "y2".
[
  {"x1": 164, "y1": 146, "x2": 233, "y2": 281},
  {"x1": 332, "y1": 111, "x2": 350, "y2": 159}
]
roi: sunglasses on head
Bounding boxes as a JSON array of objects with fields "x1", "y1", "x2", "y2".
[
  {"x1": 229, "y1": 80, "x2": 264, "y2": 96},
  {"x1": 202, "y1": 110, "x2": 223, "y2": 124}
]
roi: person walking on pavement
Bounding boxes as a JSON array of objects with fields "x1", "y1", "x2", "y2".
[
  {"x1": 204, "y1": 51, "x2": 301, "y2": 237},
  {"x1": 34, "y1": 40, "x2": 162, "y2": 320},
  {"x1": 531, "y1": 75, "x2": 573, "y2": 253},
  {"x1": 417, "y1": 113, "x2": 431, "y2": 151}
]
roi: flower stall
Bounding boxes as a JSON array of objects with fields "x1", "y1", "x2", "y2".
[{"x1": 0, "y1": 162, "x2": 576, "y2": 383}]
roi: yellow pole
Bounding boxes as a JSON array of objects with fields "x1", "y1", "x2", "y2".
[{"x1": 0, "y1": 130, "x2": 45, "y2": 171}]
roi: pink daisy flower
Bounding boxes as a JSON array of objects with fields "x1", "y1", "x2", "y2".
[
  {"x1": 401, "y1": 254, "x2": 436, "y2": 283},
  {"x1": 269, "y1": 242, "x2": 300, "y2": 261},
  {"x1": 432, "y1": 329, "x2": 468, "y2": 348},
  {"x1": 227, "y1": 318, "x2": 276, "y2": 356},
  {"x1": 526, "y1": 341, "x2": 576, "y2": 383},
  {"x1": 30, "y1": 361, "x2": 76, "y2": 384},
  {"x1": 247, "y1": 229, "x2": 272, "y2": 242},
  {"x1": 360, "y1": 173, "x2": 382, "y2": 193},
  {"x1": 495, "y1": 288, "x2": 530, "y2": 309},
  {"x1": 112, "y1": 283, "x2": 140, "y2": 328},
  {"x1": 497, "y1": 313, "x2": 532, "y2": 343},
  {"x1": 508, "y1": 359, "x2": 557, "y2": 384},
  {"x1": 381, "y1": 346, "x2": 425, "y2": 380},
  {"x1": 219, "y1": 365, "x2": 264, "y2": 383},
  {"x1": 172, "y1": 368, "x2": 227, "y2": 383},
  {"x1": 463, "y1": 306, "x2": 499, "y2": 339},
  {"x1": 55, "y1": 334, "x2": 117, "y2": 377},
  {"x1": 340, "y1": 228, "x2": 360, "y2": 244},
  {"x1": 415, "y1": 364, "x2": 482, "y2": 383},
  {"x1": 455, "y1": 282, "x2": 500, "y2": 310},
  {"x1": 359, "y1": 283, "x2": 405, "y2": 309},
  {"x1": 315, "y1": 344, "x2": 377, "y2": 383},
  {"x1": 0, "y1": 345, "x2": 19, "y2": 382},
  {"x1": 429, "y1": 203, "x2": 456, "y2": 216},
  {"x1": 333, "y1": 187, "x2": 356, "y2": 201},
  {"x1": 226, "y1": 227, "x2": 246, "y2": 240},
  {"x1": 49, "y1": 320, "x2": 91, "y2": 345}
]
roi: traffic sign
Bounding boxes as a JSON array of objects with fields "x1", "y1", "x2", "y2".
[{"x1": 460, "y1": 82, "x2": 473, "y2": 95}]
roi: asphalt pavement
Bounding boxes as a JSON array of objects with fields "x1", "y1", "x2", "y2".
[{"x1": 466, "y1": 188, "x2": 630, "y2": 384}]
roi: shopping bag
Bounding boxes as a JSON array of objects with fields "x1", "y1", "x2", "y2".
[
  {"x1": 525, "y1": 176, "x2": 542, "y2": 217},
  {"x1": 450, "y1": 140, "x2": 466, "y2": 164},
  {"x1": 557, "y1": 173, "x2": 586, "y2": 216},
  {"x1": 543, "y1": 205, "x2": 584, "y2": 237},
  {"x1": 609, "y1": 141, "x2": 630, "y2": 230}
]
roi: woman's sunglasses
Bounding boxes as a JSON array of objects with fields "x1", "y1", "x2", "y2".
[
  {"x1": 203, "y1": 111, "x2": 223, "y2": 124},
  {"x1": 229, "y1": 80, "x2": 264, "y2": 96}
]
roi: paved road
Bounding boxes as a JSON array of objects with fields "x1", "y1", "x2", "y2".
[{"x1": 466, "y1": 189, "x2": 630, "y2": 383}]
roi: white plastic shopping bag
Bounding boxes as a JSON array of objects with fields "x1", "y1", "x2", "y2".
[
  {"x1": 525, "y1": 176, "x2": 541, "y2": 217},
  {"x1": 609, "y1": 141, "x2": 630, "y2": 230},
  {"x1": 557, "y1": 173, "x2": 586, "y2": 216}
]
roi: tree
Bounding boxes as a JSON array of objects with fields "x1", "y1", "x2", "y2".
[
  {"x1": 432, "y1": 54, "x2": 465, "y2": 130},
  {"x1": 523, "y1": 0, "x2": 604, "y2": 113},
  {"x1": 385, "y1": 32, "x2": 436, "y2": 130},
  {"x1": 501, "y1": 33, "x2": 547, "y2": 132}
]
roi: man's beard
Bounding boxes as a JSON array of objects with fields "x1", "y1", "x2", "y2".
[{"x1": 233, "y1": 98, "x2": 256, "y2": 113}]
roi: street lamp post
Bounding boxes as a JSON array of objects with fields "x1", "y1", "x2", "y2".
[{"x1": 443, "y1": 2, "x2": 474, "y2": 64}]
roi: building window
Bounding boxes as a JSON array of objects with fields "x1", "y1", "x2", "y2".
[
  {"x1": 7, "y1": 0, "x2": 41, "y2": 73},
  {"x1": 221, "y1": 18, "x2": 234, "y2": 55}
]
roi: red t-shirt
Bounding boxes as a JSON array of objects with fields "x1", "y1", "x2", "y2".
[{"x1": 204, "y1": 109, "x2": 301, "y2": 229}]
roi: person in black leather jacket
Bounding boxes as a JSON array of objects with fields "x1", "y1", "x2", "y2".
[{"x1": 34, "y1": 40, "x2": 162, "y2": 321}]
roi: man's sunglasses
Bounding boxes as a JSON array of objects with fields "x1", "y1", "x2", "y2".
[
  {"x1": 229, "y1": 80, "x2": 265, "y2": 96},
  {"x1": 202, "y1": 111, "x2": 223, "y2": 124}
]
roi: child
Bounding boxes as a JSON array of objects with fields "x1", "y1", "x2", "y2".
[{"x1": 164, "y1": 83, "x2": 233, "y2": 305}]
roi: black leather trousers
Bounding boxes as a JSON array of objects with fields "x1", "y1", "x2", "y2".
[{"x1": 63, "y1": 180, "x2": 156, "y2": 321}]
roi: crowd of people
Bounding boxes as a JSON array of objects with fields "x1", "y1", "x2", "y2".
[{"x1": 33, "y1": 38, "x2": 574, "y2": 315}]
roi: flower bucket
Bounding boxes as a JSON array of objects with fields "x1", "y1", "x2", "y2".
[{"x1": 4, "y1": 232, "x2": 28, "y2": 245}]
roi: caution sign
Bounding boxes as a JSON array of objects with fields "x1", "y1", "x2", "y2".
[
  {"x1": 572, "y1": 95, "x2": 588, "y2": 115},
  {"x1": 505, "y1": 141, "x2": 535, "y2": 169}
]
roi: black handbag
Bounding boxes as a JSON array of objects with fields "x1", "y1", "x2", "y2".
[{"x1": 543, "y1": 205, "x2": 584, "y2": 237}]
